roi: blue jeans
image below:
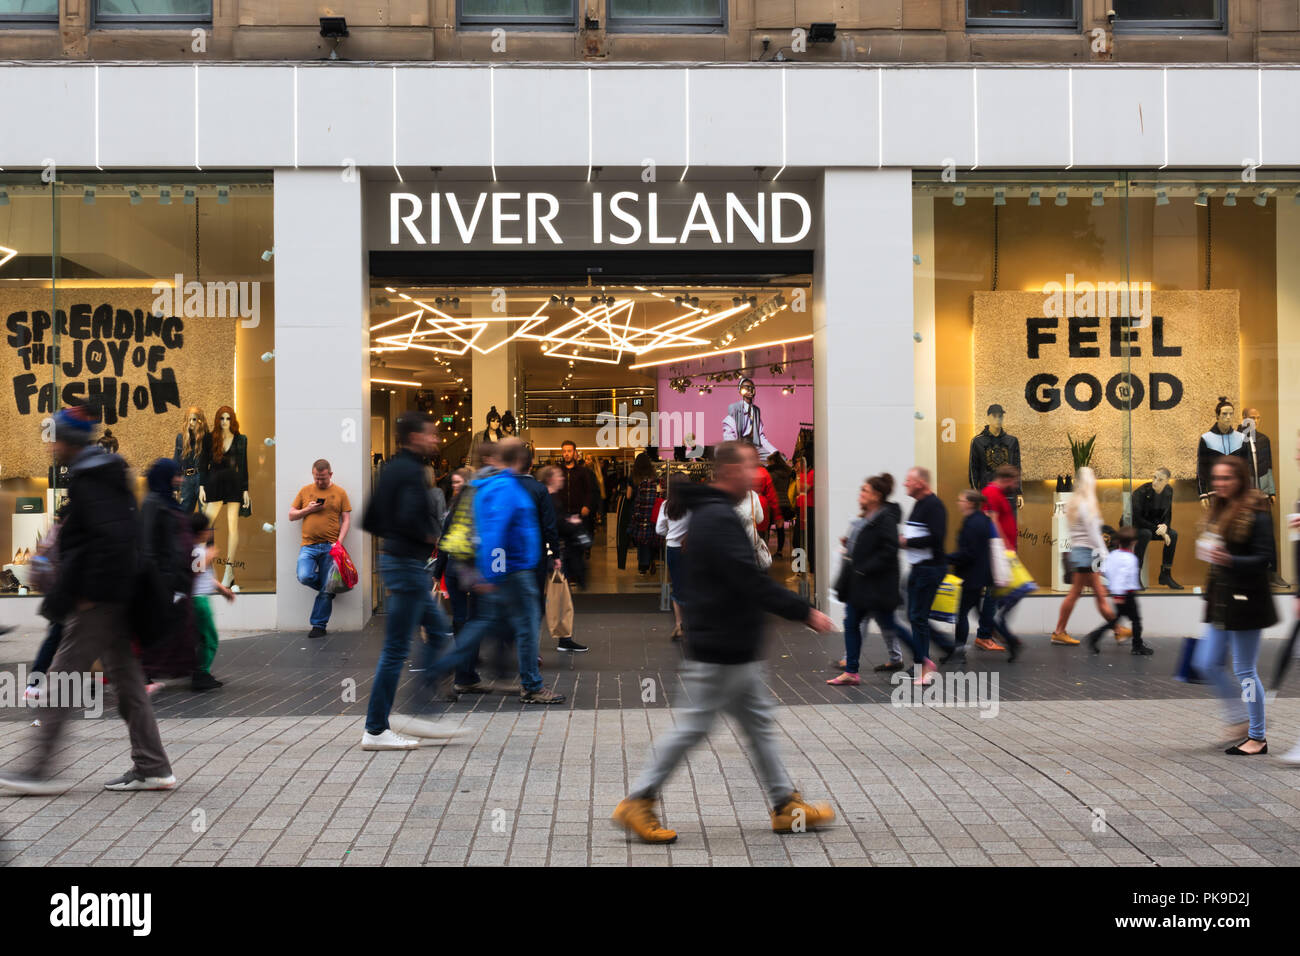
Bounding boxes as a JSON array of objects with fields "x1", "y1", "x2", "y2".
[
  {"x1": 178, "y1": 472, "x2": 202, "y2": 513},
  {"x1": 842, "y1": 605, "x2": 910, "y2": 673},
  {"x1": 665, "y1": 546, "x2": 683, "y2": 603},
  {"x1": 906, "y1": 564, "x2": 948, "y2": 662},
  {"x1": 296, "y1": 542, "x2": 336, "y2": 629},
  {"x1": 364, "y1": 554, "x2": 452, "y2": 735},
  {"x1": 425, "y1": 570, "x2": 542, "y2": 695},
  {"x1": 1193, "y1": 626, "x2": 1265, "y2": 741}
]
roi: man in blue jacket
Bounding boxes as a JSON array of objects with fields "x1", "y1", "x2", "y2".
[{"x1": 421, "y1": 439, "x2": 565, "y2": 705}]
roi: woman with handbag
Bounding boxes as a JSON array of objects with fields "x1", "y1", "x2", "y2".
[
  {"x1": 1193, "y1": 455, "x2": 1276, "y2": 755},
  {"x1": 827, "y1": 474, "x2": 910, "y2": 685},
  {"x1": 1051, "y1": 467, "x2": 1120, "y2": 647}
]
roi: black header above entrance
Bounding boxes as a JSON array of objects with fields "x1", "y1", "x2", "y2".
[{"x1": 368, "y1": 249, "x2": 814, "y2": 284}]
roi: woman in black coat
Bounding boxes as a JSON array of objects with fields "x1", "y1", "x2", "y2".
[
  {"x1": 828, "y1": 474, "x2": 910, "y2": 685},
  {"x1": 1192, "y1": 455, "x2": 1277, "y2": 754},
  {"x1": 944, "y1": 489, "x2": 996, "y2": 667}
]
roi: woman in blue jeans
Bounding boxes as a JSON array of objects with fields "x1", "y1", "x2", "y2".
[{"x1": 1193, "y1": 456, "x2": 1277, "y2": 755}]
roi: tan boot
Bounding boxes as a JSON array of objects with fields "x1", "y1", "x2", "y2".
[
  {"x1": 771, "y1": 791, "x2": 835, "y2": 833},
  {"x1": 612, "y1": 797, "x2": 677, "y2": 844}
]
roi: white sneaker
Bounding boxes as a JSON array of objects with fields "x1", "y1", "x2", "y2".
[
  {"x1": 360, "y1": 729, "x2": 421, "y2": 751},
  {"x1": 1278, "y1": 743, "x2": 1300, "y2": 765},
  {"x1": 387, "y1": 714, "x2": 466, "y2": 741}
]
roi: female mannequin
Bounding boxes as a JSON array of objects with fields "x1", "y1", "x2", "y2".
[
  {"x1": 501, "y1": 410, "x2": 517, "y2": 437},
  {"x1": 480, "y1": 406, "x2": 503, "y2": 446},
  {"x1": 200, "y1": 405, "x2": 249, "y2": 588},
  {"x1": 173, "y1": 406, "x2": 210, "y2": 513}
]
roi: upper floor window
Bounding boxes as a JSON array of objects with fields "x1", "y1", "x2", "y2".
[
  {"x1": 0, "y1": 0, "x2": 58, "y2": 23},
  {"x1": 1113, "y1": 0, "x2": 1223, "y2": 28},
  {"x1": 607, "y1": 0, "x2": 726, "y2": 32},
  {"x1": 95, "y1": 0, "x2": 212, "y2": 24},
  {"x1": 458, "y1": 0, "x2": 578, "y2": 29},
  {"x1": 967, "y1": 1, "x2": 1078, "y2": 28}
]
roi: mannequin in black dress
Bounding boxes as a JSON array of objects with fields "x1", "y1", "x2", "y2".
[{"x1": 199, "y1": 404, "x2": 250, "y2": 588}]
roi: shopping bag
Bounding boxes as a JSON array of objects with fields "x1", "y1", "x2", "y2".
[
  {"x1": 994, "y1": 550, "x2": 1036, "y2": 601},
  {"x1": 987, "y1": 523, "x2": 1012, "y2": 588},
  {"x1": 929, "y1": 573, "x2": 963, "y2": 623},
  {"x1": 546, "y1": 569, "x2": 574, "y2": 639},
  {"x1": 324, "y1": 541, "x2": 358, "y2": 594}
]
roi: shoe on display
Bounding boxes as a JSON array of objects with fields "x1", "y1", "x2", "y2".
[
  {"x1": 1158, "y1": 570, "x2": 1183, "y2": 590},
  {"x1": 103, "y1": 770, "x2": 177, "y2": 791},
  {"x1": 388, "y1": 714, "x2": 466, "y2": 740},
  {"x1": 360, "y1": 729, "x2": 421, "y2": 751},
  {"x1": 556, "y1": 638, "x2": 588, "y2": 653},
  {"x1": 612, "y1": 797, "x2": 677, "y2": 844},
  {"x1": 0, "y1": 771, "x2": 68, "y2": 796},
  {"x1": 771, "y1": 792, "x2": 835, "y2": 833}
]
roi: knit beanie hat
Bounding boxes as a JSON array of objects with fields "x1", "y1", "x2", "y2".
[{"x1": 54, "y1": 406, "x2": 98, "y2": 446}]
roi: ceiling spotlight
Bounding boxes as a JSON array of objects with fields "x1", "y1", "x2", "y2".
[
  {"x1": 183, "y1": 188, "x2": 196, "y2": 205},
  {"x1": 1293, "y1": 192, "x2": 1300, "y2": 205},
  {"x1": 260, "y1": 350, "x2": 275, "y2": 363},
  {"x1": 1054, "y1": 189, "x2": 1068, "y2": 207},
  {"x1": 1091, "y1": 189, "x2": 1104, "y2": 207},
  {"x1": 1155, "y1": 189, "x2": 1169, "y2": 206},
  {"x1": 591, "y1": 295, "x2": 599, "y2": 304},
  {"x1": 952, "y1": 189, "x2": 966, "y2": 207},
  {"x1": 82, "y1": 187, "x2": 94, "y2": 205},
  {"x1": 159, "y1": 187, "x2": 171, "y2": 205},
  {"x1": 217, "y1": 185, "x2": 230, "y2": 204},
  {"x1": 1254, "y1": 191, "x2": 1270, "y2": 207},
  {"x1": 261, "y1": 248, "x2": 274, "y2": 261},
  {"x1": 1028, "y1": 190, "x2": 1041, "y2": 206},
  {"x1": 732, "y1": 295, "x2": 742, "y2": 307},
  {"x1": 128, "y1": 188, "x2": 142, "y2": 206},
  {"x1": 993, "y1": 189, "x2": 1006, "y2": 206},
  {"x1": 550, "y1": 295, "x2": 559, "y2": 304},
  {"x1": 1223, "y1": 190, "x2": 1237, "y2": 207},
  {"x1": 1194, "y1": 190, "x2": 1209, "y2": 207},
  {"x1": 0, "y1": 188, "x2": 8, "y2": 206}
]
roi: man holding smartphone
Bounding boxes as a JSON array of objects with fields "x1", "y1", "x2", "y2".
[{"x1": 289, "y1": 459, "x2": 352, "y2": 638}]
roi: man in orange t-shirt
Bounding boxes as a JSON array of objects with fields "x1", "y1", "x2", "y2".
[{"x1": 289, "y1": 459, "x2": 352, "y2": 638}]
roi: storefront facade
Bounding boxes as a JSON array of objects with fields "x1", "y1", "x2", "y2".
[{"x1": 1, "y1": 62, "x2": 1297, "y2": 635}]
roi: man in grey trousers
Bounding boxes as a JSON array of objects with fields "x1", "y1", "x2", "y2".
[
  {"x1": 0, "y1": 407, "x2": 175, "y2": 795},
  {"x1": 612, "y1": 441, "x2": 837, "y2": 844}
]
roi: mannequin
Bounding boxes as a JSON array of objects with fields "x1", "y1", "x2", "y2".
[
  {"x1": 173, "y1": 406, "x2": 210, "y2": 514},
  {"x1": 1196, "y1": 397, "x2": 1249, "y2": 509},
  {"x1": 1240, "y1": 407, "x2": 1288, "y2": 587},
  {"x1": 479, "y1": 407, "x2": 503, "y2": 446},
  {"x1": 1131, "y1": 467, "x2": 1181, "y2": 589},
  {"x1": 683, "y1": 432, "x2": 704, "y2": 460},
  {"x1": 200, "y1": 405, "x2": 250, "y2": 588},
  {"x1": 501, "y1": 409, "x2": 517, "y2": 437},
  {"x1": 969, "y1": 404, "x2": 1023, "y2": 508},
  {"x1": 721, "y1": 377, "x2": 776, "y2": 457}
]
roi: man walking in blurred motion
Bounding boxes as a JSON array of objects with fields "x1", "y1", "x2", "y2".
[
  {"x1": 360, "y1": 411, "x2": 465, "y2": 750},
  {"x1": 0, "y1": 407, "x2": 175, "y2": 795},
  {"x1": 613, "y1": 441, "x2": 836, "y2": 844}
]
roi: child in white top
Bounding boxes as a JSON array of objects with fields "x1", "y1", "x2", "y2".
[
  {"x1": 1088, "y1": 525, "x2": 1153, "y2": 656},
  {"x1": 190, "y1": 513, "x2": 234, "y2": 691}
]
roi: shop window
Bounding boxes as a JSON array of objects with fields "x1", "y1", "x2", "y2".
[
  {"x1": 0, "y1": 0, "x2": 58, "y2": 23},
  {"x1": 607, "y1": 0, "x2": 726, "y2": 32},
  {"x1": 1112, "y1": 0, "x2": 1223, "y2": 28},
  {"x1": 0, "y1": 178, "x2": 276, "y2": 598},
  {"x1": 967, "y1": 0, "x2": 1078, "y2": 28},
  {"x1": 458, "y1": 0, "x2": 578, "y2": 29},
  {"x1": 914, "y1": 174, "x2": 1299, "y2": 598},
  {"x1": 94, "y1": 0, "x2": 211, "y2": 25}
]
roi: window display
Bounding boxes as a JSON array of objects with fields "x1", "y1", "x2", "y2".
[{"x1": 915, "y1": 173, "x2": 1297, "y2": 593}]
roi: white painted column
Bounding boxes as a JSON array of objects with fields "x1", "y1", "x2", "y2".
[
  {"x1": 1278, "y1": 201, "x2": 1300, "y2": 587},
  {"x1": 814, "y1": 168, "x2": 916, "y2": 610},
  {"x1": 273, "y1": 168, "x2": 371, "y2": 632}
]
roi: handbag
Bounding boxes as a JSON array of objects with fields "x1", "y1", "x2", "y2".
[
  {"x1": 546, "y1": 568, "x2": 575, "y2": 639},
  {"x1": 929, "y1": 573, "x2": 962, "y2": 623},
  {"x1": 749, "y1": 493, "x2": 772, "y2": 570}
]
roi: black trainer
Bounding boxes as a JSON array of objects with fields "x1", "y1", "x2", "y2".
[
  {"x1": 191, "y1": 671, "x2": 223, "y2": 691},
  {"x1": 1131, "y1": 641, "x2": 1154, "y2": 656},
  {"x1": 308, "y1": 626, "x2": 326, "y2": 639},
  {"x1": 556, "y1": 638, "x2": 588, "y2": 653}
]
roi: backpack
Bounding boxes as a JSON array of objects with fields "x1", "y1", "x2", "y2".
[{"x1": 438, "y1": 486, "x2": 477, "y2": 563}]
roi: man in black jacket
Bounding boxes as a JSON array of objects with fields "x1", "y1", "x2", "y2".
[
  {"x1": 360, "y1": 411, "x2": 464, "y2": 750},
  {"x1": 557, "y1": 440, "x2": 592, "y2": 587},
  {"x1": 613, "y1": 441, "x2": 836, "y2": 844},
  {"x1": 0, "y1": 407, "x2": 175, "y2": 795}
]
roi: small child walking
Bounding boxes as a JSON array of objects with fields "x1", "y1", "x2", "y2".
[
  {"x1": 1089, "y1": 525, "x2": 1153, "y2": 656},
  {"x1": 190, "y1": 513, "x2": 233, "y2": 691}
]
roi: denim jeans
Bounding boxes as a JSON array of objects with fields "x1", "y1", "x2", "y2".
[
  {"x1": 842, "y1": 605, "x2": 910, "y2": 673},
  {"x1": 178, "y1": 472, "x2": 202, "y2": 513},
  {"x1": 364, "y1": 554, "x2": 452, "y2": 735},
  {"x1": 1193, "y1": 626, "x2": 1265, "y2": 740},
  {"x1": 296, "y1": 542, "x2": 336, "y2": 629},
  {"x1": 906, "y1": 564, "x2": 947, "y2": 662},
  {"x1": 424, "y1": 570, "x2": 543, "y2": 695}
]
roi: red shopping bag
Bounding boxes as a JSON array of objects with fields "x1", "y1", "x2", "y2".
[{"x1": 326, "y1": 541, "x2": 359, "y2": 593}]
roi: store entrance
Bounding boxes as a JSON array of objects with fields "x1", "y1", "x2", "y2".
[{"x1": 367, "y1": 269, "x2": 816, "y2": 601}]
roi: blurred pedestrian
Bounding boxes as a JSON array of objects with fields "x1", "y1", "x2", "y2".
[
  {"x1": 516, "y1": 442, "x2": 584, "y2": 653},
  {"x1": 656, "y1": 475, "x2": 691, "y2": 641},
  {"x1": 944, "y1": 490, "x2": 996, "y2": 668},
  {"x1": 1193, "y1": 455, "x2": 1275, "y2": 755},
  {"x1": 1052, "y1": 467, "x2": 1118, "y2": 647},
  {"x1": 1086, "y1": 525, "x2": 1153, "y2": 656},
  {"x1": 138, "y1": 458, "x2": 197, "y2": 687},
  {"x1": 613, "y1": 441, "x2": 837, "y2": 844},
  {"x1": 900, "y1": 467, "x2": 951, "y2": 686},
  {"x1": 630, "y1": 453, "x2": 661, "y2": 576},
  {"x1": 0, "y1": 407, "x2": 175, "y2": 794},
  {"x1": 557, "y1": 440, "x2": 593, "y2": 587},
  {"x1": 188, "y1": 512, "x2": 233, "y2": 690},
  {"x1": 766, "y1": 452, "x2": 795, "y2": 559}
]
